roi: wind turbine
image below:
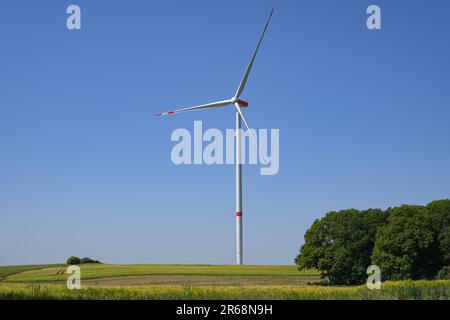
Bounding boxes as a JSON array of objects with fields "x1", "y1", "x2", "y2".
[{"x1": 156, "y1": 9, "x2": 274, "y2": 265}]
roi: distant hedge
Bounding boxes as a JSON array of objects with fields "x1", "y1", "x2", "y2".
[
  {"x1": 66, "y1": 256, "x2": 101, "y2": 265},
  {"x1": 296, "y1": 199, "x2": 450, "y2": 285}
]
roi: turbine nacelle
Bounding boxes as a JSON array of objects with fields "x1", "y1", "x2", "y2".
[
  {"x1": 231, "y1": 97, "x2": 248, "y2": 107},
  {"x1": 237, "y1": 99, "x2": 249, "y2": 108}
]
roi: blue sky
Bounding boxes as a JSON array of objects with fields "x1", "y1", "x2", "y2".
[{"x1": 1, "y1": 0, "x2": 449, "y2": 265}]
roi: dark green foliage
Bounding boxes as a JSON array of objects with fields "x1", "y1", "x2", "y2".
[
  {"x1": 437, "y1": 266, "x2": 450, "y2": 280},
  {"x1": 80, "y1": 257, "x2": 101, "y2": 264},
  {"x1": 66, "y1": 256, "x2": 81, "y2": 265},
  {"x1": 426, "y1": 200, "x2": 450, "y2": 266},
  {"x1": 66, "y1": 257, "x2": 101, "y2": 265},
  {"x1": 371, "y1": 205, "x2": 441, "y2": 280},
  {"x1": 296, "y1": 208, "x2": 387, "y2": 285},
  {"x1": 296, "y1": 199, "x2": 450, "y2": 285},
  {"x1": 438, "y1": 227, "x2": 450, "y2": 265}
]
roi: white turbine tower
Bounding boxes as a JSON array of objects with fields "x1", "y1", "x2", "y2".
[{"x1": 156, "y1": 9, "x2": 274, "y2": 265}]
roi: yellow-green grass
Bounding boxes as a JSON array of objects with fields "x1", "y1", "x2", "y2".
[
  {"x1": 0, "y1": 280, "x2": 449, "y2": 300},
  {"x1": 0, "y1": 264, "x2": 448, "y2": 300},
  {"x1": 4, "y1": 264, "x2": 318, "y2": 284}
]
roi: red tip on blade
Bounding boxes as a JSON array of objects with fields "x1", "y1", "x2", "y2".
[
  {"x1": 155, "y1": 113, "x2": 162, "y2": 116},
  {"x1": 168, "y1": 111, "x2": 175, "y2": 115}
]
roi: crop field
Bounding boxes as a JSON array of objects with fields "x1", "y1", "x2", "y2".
[
  {"x1": 0, "y1": 264, "x2": 449, "y2": 300},
  {"x1": 2, "y1": 264, "x2": 320, "y2": 285},
  {"x1": 0, "y1": 264, "x2": 63, "y2": 280}
]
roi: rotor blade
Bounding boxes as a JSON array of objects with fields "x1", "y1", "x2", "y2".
[
  {"x1": 234, "y1": 103, "x2": 268, "y2": 164},
  {"x1": 156, "y1": 99, "x2": 232, "y2": 116},
  {"x1": 234, "y1": 9, "x2": 273, "y2": 99}
]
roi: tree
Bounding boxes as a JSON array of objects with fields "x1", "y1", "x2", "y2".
[
  {"x1": 296, "y1": 209, "x2": 387, "y2": 285},
  {"x1": 80, "y1": 257, "x2": 101, "y2": 264},
  {"x1": 437, "y1": 266, "x2": 450, "y2": 280},
  {"x1": 438, "y1": 227, "x2": 450, "y2": 266},
  {"x1": 66, "y1": 256, "x2": 81, "y2": 265},
  {"x1": 426, "y1": 200, "x2": 450, "y2": 266},
  {"x1": 371, "y1": 205, "x2": 441, "y2": 280},
  {"x1": 296, "y1": 200, "x2": 450, "y2": 283}
]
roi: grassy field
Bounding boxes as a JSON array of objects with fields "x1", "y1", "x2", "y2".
[
  {"x1": 0, "y1": 264, "x2": 63, "y2": 280},
  {"x1": 0, "y1": 280, "x2": 449, "y2": 300},
  {"x1": 3, "y1": 264, "x2": 320, "y2": 285},
  {"x1": 0, "y1": 264, "x2": 449, "y2": 300}
]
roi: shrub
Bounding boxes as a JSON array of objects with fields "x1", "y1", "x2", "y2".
[{"x1": 66, "y1": 256, "x2": 81, "y2": 265}]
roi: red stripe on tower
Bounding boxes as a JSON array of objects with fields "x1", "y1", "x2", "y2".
[{"x1": 236, "y1": 212, "x2": 242, "y2": 217}]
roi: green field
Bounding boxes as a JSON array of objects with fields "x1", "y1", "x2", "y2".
[
  {"x1": 0, "y1": 264, "x2": 63, "y2": 280},
  {"x1": 2, "y1": 264, "x2": 321, "y2": 286},
  {"x1": 3, "y1": 264, "x2": 316, "y2": 281},
  {"x1": 0, "y1": 264, "x2": 449, "y2": 300}
]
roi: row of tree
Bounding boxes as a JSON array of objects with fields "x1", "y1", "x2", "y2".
[{"x1": 295, "y1": 199, "x2": 450, "y2": 285}]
